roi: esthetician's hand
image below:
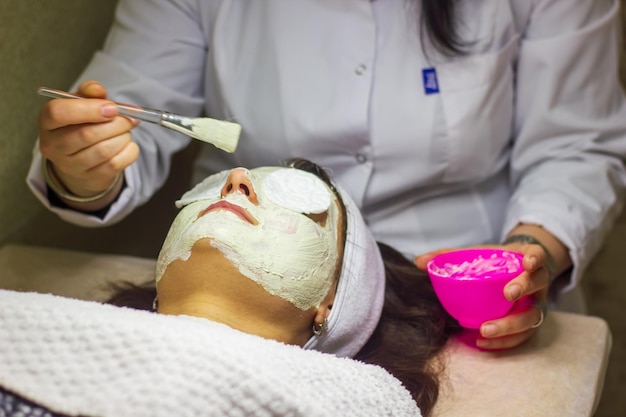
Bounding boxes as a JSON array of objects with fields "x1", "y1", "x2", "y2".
[
  {"x1": 415, "y1": 224, "x2": 571, "y2": 350},
  {"x1": 38, "y1": 80, "x2": 139, "y2": 210}
]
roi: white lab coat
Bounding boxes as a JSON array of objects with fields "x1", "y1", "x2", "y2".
[{"x1": 27, "y1": 0, "x2": 626, "y2": 305}]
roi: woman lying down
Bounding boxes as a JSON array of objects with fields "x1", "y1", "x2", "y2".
[{"x1": 0, "y1": 159, "x2": 459, "y2": 417}]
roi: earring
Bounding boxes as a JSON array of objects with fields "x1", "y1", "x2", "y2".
[
  {"x1": 152, "y1": 296, "x2": 159, "y2": 312},
  {"x1": 312, "y1": 318, "x2": 329, "y2": 336}
]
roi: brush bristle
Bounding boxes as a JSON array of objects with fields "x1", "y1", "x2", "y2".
[{"x1": 191, "y1": 118, "x2": 241, "y2": 153}]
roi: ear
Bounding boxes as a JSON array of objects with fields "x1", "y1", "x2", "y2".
[
  {"x1": 313, "y1": 303, "x2": 332, "y2": 328},
  {"x1": 312, "y1": 284, "x2": 336, "y2": 328}
]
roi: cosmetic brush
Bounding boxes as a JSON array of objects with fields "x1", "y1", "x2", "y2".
[{"x1": 37, "y1": 87, "x2": 241, "y2": 153}]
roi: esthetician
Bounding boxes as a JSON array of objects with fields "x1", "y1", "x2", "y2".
[{"x1": 27, "y1": 1, "x2": 626, "y2": 350}]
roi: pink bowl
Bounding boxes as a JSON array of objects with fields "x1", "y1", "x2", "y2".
[{"x1": 426, "y1": 248, "x2": 524, "y2": 328}]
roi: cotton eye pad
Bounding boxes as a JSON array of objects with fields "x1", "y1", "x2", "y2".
[
  {"x1": 175, "y1": 170, "x2": 229, "y2": 208},
  {"x1": 263, "y1": 169, "x2": 331, "y2": 214}
]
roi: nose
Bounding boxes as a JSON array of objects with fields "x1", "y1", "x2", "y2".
[{"x1": 220, "y1": 168, "x2": 259, "y2": 204}]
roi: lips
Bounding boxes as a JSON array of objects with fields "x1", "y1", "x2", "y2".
[{"x1": 197, "y1": 200, "x2": 258, "y2": 225}]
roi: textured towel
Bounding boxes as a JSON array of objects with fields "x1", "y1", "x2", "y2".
[{"x1": 0, "y1": 290, "x2": 420, "y2": 417}]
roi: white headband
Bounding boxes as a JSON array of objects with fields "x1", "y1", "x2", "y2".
[{"x1": 303, "y1": 185, "x2": 386, "y2": 358}]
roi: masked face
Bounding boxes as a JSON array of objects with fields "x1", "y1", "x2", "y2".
[{"x1": 156, "y1": 166, "x2": 342, "y2": 311}]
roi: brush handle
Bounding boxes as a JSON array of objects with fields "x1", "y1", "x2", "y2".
[
  {"x1": 37, "y1": 87, "x2": 164, "y2": 124},
  {"x1": 37, "y1": 86, "x2": 241, "y2": 153}
]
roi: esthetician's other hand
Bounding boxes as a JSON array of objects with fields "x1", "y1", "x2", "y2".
[
  {"x1": 415, "y1": 225, "x2": 570, "y2": 350},
  {"x1": 38, "y1": 80, "x2": 139, "y2": 210}
]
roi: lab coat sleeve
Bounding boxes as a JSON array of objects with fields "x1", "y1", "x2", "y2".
[
  {"x1": 504, "y1": 0, "x2": 626, "y2": 290},
  {"x1": 25, "y1": 0, "x2": 213, "y2": 226}
]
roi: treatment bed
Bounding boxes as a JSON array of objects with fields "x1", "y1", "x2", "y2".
[{"x1": 0, "y1": 244, "x2": 611, "y2": 417}]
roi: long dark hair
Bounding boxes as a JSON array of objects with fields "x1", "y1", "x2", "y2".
[
  {"x1": 420, "y1": 0, "x2": 467, "y2": 56},
  {"x1": 355, "y1": 242, "x2": 460, "y2": 416}
]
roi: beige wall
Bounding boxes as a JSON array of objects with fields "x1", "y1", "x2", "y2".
[
  {"x1": 0, "y1": 0, "x2": 198, "y2": 258},
  {"x1": 622, "y1": 0, "x2": 626, "y2": 86}
]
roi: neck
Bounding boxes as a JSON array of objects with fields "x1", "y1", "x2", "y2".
[
  {"x1": 156, "y1": 246, "x2": 315, "y2": 346},
  {"x1": 158, "y1": 293, "x2": 313, "y2": 346}
]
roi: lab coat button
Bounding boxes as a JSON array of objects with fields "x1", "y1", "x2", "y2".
[
  {"x1": 355, "y1": 153, "x2": 368, "y2": 163},
  {"x1": 355, "y1": 64, "x2": 367, "y2": 75}
]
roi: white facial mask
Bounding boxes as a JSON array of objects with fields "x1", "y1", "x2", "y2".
[{"x1": 156, "y1": 167, "x2": 341, "y2": 311}]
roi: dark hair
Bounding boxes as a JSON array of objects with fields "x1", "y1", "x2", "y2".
[
  {"x1": 355, "y1": 242, "x2": 460, "y2": 416},
  {"x1": 420, "y1": 0, "x2": 467, "y2": 56},
  {"x1": 106, "y1": 281, "x2": 156, "y2": 311}
]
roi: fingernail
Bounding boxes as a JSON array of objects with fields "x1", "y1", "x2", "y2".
[
  {"x1": 507, "y1": 284, "x2": 522, "y2": 301},
  {"x1": 83, "y1": 81, "x2": 101, "y2": 91},
  {"x1": 528, "y1": 256, "x2": 539, "y2": 268},
  {"x1": 101, "y1": 104, "x2": 117, "y2": 118},
  {"x1": 476, "y1": 339, "x2": 491, "y2": 349},
  {"x1": 481, "y1": 323, "x2": 498, "y2": 338}
]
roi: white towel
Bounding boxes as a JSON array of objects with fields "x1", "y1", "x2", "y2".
[{"x1": 0, "y1": 290, "x2": 420, "y2": 417}]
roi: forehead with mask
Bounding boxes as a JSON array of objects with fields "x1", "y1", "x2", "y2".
[{"x1": 156, "y1": 165, "x2": 344, "y2": 311}]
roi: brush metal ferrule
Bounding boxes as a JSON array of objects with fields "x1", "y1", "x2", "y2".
[{"x1": 160, "y1": 112, "x2": 194, "y2": 130}]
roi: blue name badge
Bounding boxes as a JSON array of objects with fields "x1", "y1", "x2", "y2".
[{"x1": 422, "y1": 68, "x2": 440, "y2": 95}]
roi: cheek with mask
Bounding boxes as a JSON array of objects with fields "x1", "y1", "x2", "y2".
[{"x1": 156, "y1": 167, "x2": 340, "y2": 311}]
